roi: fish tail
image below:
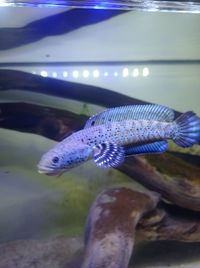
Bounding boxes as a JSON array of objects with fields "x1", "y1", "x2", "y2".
[{"x1": 174, "y1": 111, "x2": 200, "y2": 147}]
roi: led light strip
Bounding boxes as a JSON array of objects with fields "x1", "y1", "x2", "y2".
[{"x1": 33, "y1": 67, "x2": 150, "y2": 79}]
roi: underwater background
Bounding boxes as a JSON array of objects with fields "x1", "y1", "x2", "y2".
[{"x1": 0, "y1": 6, "x2": 200, "y2": 268}]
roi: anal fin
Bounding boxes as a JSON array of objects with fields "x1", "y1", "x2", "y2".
[{"x1": 125, "y1": 141, "x2": 168, "y2": 156}]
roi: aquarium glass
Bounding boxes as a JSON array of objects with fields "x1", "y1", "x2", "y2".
[{"x1": 0, "y1": 4, "x2": 200, "y2": 268}]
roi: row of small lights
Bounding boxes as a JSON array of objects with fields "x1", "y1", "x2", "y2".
[{"x1": 32, "y1": 67, "x2": 149, "y2": 78}]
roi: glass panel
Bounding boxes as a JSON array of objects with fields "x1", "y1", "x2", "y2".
[{"x1": 0, "y1": 4, "x2": 200, "y2": 268}]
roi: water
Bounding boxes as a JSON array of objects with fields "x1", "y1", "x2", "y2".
[
  {"x1": 0, "y1": 5, "x2": 200, "y2": 268},
  {"x1": 1, "y1": 0, "x2": 200, "y2": 13}
]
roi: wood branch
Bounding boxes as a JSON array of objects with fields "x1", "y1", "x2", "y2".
[
  {"x1": 82, "y1": 187, "x2": 160, "y2": 268},
  {"x1": 82, "y1": 188, "x2": 200, "y2": 268},
  {"x1": 0, "y1": 102, "x2": 87, "y2": 140},
  {"x1": 119, "y1": 155, "x2": 200, "y2": 211},
  {"x1": 137, "y1": 204, "x2": 200, "y2": 242},
  {"x1": 0, "y1": 70, "x2": 148, "y2": 108}
]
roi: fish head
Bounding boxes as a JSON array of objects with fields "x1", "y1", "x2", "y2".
[{"x1": 37, "y1": 142, "x2": 92, "y2": 176}]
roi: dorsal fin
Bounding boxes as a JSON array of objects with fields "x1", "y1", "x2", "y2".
[{"x1": 84, "y1": 104, "x2": 175, "y2": 128}]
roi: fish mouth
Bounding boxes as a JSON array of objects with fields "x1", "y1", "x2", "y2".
[{"x1": 37, "y1": 165, "x2": 61, "y2": 176}]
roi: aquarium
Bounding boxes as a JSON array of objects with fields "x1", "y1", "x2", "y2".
[{"x1": 0, "y1": 3, "x2": 200, "y2": 268}]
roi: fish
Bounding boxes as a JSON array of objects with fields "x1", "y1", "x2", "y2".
[{"x1": 37, "y1": 104, "x2": 200, "y2": 175}]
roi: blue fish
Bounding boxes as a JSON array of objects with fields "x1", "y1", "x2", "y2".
[{"x1": 37, "y1": 104, "x2": 200, "y2": 175}]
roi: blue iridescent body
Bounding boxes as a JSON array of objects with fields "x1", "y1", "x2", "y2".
[{"x1": 37, "y1": 104, "x2": 200, "y2": 175}]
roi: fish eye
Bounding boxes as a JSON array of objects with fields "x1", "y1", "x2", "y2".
[{"x1": 52, "y1": 156, "x2": 59, "y2": 164}]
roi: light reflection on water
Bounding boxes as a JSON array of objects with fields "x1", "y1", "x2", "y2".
[{"x1": 1, "y1": 0, "x2": 200, "y2": 13}]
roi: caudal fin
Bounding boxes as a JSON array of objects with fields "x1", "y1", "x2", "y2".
[{"x1": 174, "y1": 111, "x2": 200, "y2": 148}]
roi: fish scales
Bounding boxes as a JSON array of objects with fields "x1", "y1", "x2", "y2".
[
  {"x1": 37, "y1": 104, "x2": 200, "y2": 175},
  {"x1": 72, "y1": 119, "x2": 177, "y2": 146}
]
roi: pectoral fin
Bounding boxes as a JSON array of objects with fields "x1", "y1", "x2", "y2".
[
  {"x1": 125, "y1": 141, "x2": 168, "y2": 156},
  {"x1": 93, "y1": 143, "x2": 125, "y2": 168}
]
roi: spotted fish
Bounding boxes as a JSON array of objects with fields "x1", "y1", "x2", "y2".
[{"x1": 37, "y1": 104, "x2": 200, "y2": 175}]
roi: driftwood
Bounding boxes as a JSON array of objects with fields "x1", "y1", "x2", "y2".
[
  {"x1": 0, "y1": 102, "x2": 87, "y2": 140},
  {"x1": 0, "y1": 70, "x2": 147, "y2": 108},
  {"x1": 82, "y1": 187, "x2": 200, "y2": 268},
  {"x1": 82, "y1": 188, "x2": 160, "y2": 268},
  {"x1": 120, "y1": 155, "x2": 200, "y2": 211}
]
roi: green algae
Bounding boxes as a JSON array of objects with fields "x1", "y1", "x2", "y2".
[
  {"x1": 145, "y1": 153, "x2": 200, "y2": 183},
  {"x1": 0, "y1": 166, "x2": 125, "y2": 239},
  {"x1": 40, "y1": 165, "x2": 141, "y2": 237},
  {"x1": 168, "y1": 141, "x2": 200, "y2": 156}
]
